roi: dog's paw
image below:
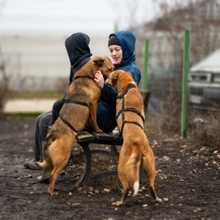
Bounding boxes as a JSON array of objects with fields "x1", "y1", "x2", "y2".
[
  {"x1": 49, "y1": 191, "x2": 59, "y2": 196},
  {"x1": 48, "y1": 189, "x2": 59, "y2": 196},
  {"x1": 95, "y1": 128, "x2": 103, "y2": 133},
  {"x1": 112, "y1": 201, "x2": 124, "y2": 206},
  {"x1": 155, "y1": 197, "x2": 163, "y2": 203}
]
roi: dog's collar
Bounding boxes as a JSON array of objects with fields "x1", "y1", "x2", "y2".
[
  {"x1": 73, "y1": 75, "x2": 101, "y2": 90},
  {"x1": 117, "y1": 84, "x2": 135, "y2": 99},
  {"x1": 74, "y1": 75, "x2": 94, "y2": 80},
  {"x1": 65, "y1": 98, "x2": 89, "y2": 107}
]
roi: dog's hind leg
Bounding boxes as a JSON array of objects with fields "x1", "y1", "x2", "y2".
[
  {"x1": 47, "y1": 155, "x2": 70, "y2": 195},
  {"x1": 112, "y1": 188, "x2": 129, "y2": 206},
  {"x1": 113, "y1": 153, "x2": 131, "y2": 206},
  {"x1": 142, "y1": 146, "x2": 162, "y2": 203},
  {"x1": 48, "y1": 165, "x2": 64, "y2": 196}
]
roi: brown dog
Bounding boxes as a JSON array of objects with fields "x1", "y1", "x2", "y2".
[
  {"x1": 106, "y1": 70, "x2": 162, "y2": 206},
  {"x1": 36, "y1": 56, "x2": 114, "y2": 196}
]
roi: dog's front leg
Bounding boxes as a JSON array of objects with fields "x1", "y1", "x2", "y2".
[{"x1": 89, "y1": 101, "x2": 102, "y2": 133}]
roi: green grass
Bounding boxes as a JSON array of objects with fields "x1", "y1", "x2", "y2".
[
  {"x1": 4, "y1": 112, "x2": 42, "y2": 120},
  {"x1": 6, "y1": 90, "x2": 63, "y2": 99}
]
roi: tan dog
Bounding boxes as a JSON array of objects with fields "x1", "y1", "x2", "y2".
[
  {"x1": 106, "y1": 70, "x2": 162, "y2": 206},
  {"x1": 36, "y1": 56, "x2": 114, "y2": 196}
]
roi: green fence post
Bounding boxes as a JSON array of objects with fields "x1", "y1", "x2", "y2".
[
  {"x1": 114, "y1": 22, "x2": 118, "y2": 32},
  {"x1": 142, "y1": 40, "x2": 149, "y2": 91},
  {"x1": 181, "y1": 30, "x2": 190, "y2": 138}
]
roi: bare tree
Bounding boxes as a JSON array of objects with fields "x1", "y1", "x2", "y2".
[
  {"x1": 0, "y1": 47, "x2": 9, "y2": 117},
  {"x1": 129, "y1": 0, "x2": 220, "y2": 132},
  {"x1": 132, "y1": 0, "x2": 220, "y2": 94},
  {"x1": 108, "y1": 0, "x2": 149, "y2": 30},
  {"x1": 0, "y1": 0, "x2": 8, "y2": 117}
]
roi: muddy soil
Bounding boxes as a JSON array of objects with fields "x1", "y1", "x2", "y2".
[{"x1": 0, "y1": 119, "x2": 219, "y2": 220}]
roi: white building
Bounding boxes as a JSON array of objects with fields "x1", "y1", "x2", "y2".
[{"x1": 0, "y1": 31, "x2": 110, "y2": 91}]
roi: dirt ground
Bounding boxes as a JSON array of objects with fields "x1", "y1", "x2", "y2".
[{"x1": 0, "y1": 118, "x2": 219, "y2": 220}]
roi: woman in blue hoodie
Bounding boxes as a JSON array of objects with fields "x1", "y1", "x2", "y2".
[{"x1": 94, "y1": 30, "x2": 141, "y2": 132}]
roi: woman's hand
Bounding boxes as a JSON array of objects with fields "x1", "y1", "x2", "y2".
[{"x1": 94, "y1": 70, "x2": 104, "y2": 89}]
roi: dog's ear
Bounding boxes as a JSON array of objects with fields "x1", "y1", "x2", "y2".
[
  {"x1": 111, "y1": 71, "x2": 119, "y2": 87},
  {"x1": 93, "y1": 57, "x2": 104, "y2": 67}
]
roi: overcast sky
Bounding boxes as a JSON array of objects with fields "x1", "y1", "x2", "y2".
[{"x1": 0, "y1": 0, "x2": 161, "y2": 34}]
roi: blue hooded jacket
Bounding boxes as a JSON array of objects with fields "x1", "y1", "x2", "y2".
[{"x1": 96, "y1": 30, "x2": 141, "y2": 132}]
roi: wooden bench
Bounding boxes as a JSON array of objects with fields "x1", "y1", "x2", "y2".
[{"x1": 72, "y1": 91, "x2": 151, "y2": 187}]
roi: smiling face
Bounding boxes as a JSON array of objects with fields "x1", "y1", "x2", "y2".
[{"x1": 108, "y1": 45, "x2": 123, "y2": 65}]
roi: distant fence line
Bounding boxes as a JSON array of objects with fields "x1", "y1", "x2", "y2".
[{"x1": 0, "y1": 32, "x2": 109, "y2": 91}]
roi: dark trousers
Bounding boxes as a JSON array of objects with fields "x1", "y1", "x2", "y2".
[{"x1": 34, "y1": 111, "x2": 52, "y2": 161}]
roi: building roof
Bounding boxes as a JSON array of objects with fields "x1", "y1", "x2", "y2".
[{"x1": 190, "y1": 48, "x2": 220, "y2": 73}]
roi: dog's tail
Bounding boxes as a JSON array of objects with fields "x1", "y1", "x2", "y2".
[
  {"x1": 133, "y1": 180, "x2": 139, "y2": 197},
  {"x1": 36, "y1": 160, "x2": 50, "y2": 169},
  {"x1": 126, "y1": 151, "x2": 141, "y2": 197}
]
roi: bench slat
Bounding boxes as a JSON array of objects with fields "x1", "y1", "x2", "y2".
[
  {"x1": 77, "y1": 131, "x2": 95, "y2": 142},
  {"x1": 92, "y1": 132, "x2": 115, "y2": 141}
]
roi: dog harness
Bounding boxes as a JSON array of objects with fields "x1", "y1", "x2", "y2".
[
  {"x1": 59, "y1": 75, "x2": 97, "y2": 132},
  {"x1": 116, "y1": 85, "x2": 145, "y2": 135}
]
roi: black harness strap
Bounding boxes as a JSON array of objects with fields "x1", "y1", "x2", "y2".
[
  {"x1": 65, "y1": 98, "x2": 89, "y2": 107},
  {"x1": 116, "y1": 107, "x2": 145, "y2": 122},
  {"x1": 59, "y1": 114, "x2": 78, "y2": 133},
  {"x1": 120, "y1": 120, "x2": 144, "y2": 135},
  {"x1": 74, "y1": 75, "x2": 94, "y2": 80},
  {"x1": 116, "y1": 85, "x2": 145, "y2": 135},
  {"x1": 60, "y1": 99, "x2": 89, "y2": 132},
  {"x1": 73, "y1": 75, "x2": 101, "y2": 91},
  {"x1": 60, "y1": 75, "x2": 96, "y2": 132}
]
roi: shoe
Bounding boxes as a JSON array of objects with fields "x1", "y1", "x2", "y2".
[
  {"x1": 112, "y1": 127, "x2": 119, "y2": 135},
  {"x1": 37, "y1": 169, "x2": 50, "y2": 183},
  {"x1": 24, "y1": 159, "x2": 33, "y2": 168},
  {"x1": 37, "y1": 169, "x2": 65, "y2": 183},
  {"x1": 24, "y1": 158, "x2": 41, "y2": 170}
]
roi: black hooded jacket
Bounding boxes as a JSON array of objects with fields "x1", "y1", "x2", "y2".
[
  {"x1": 51, "y1": 33, "x2": 92, "y2": 124},
  {"x1": 65, "y1": 32, "x2": 92, "y2": 84}
]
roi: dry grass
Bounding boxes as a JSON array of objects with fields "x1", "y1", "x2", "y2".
[{"x1": 188, "y1": 109, "x2": 220, "y2": 148}]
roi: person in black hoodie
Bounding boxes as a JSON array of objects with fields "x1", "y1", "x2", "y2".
[{"x1": 24, "y1": 32, "x2": 93, "y2": 170}]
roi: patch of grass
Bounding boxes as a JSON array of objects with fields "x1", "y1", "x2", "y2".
[
  {"x1": 5, "y1": 113, "x2": 41, "y2": 120},
  {"x1": 6, "y1": 90, "x2": 63, "y2": 99},
  {"x1": 188, "y1": 109, "x2": 220, "y2": 148}
]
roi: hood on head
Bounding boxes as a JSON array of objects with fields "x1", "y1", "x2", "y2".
[
  {"x1": 108, "y1": 31, "x2": 136, "y2": 65},
  {"x1": 65, "y1": 32, "x2": 92, "y2": 68}
]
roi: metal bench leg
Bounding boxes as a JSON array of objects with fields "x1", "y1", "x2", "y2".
[
  {"x1": 110, "y1": 144, "x2": 119, "y2": 156},
  {"x1": 73, "y1": 142, "x2": 92, "y2": 187}
]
